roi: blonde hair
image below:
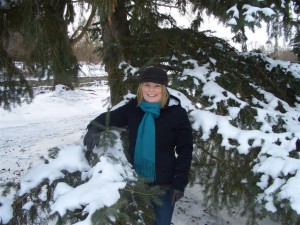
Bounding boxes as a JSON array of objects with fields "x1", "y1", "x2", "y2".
[{"x1": 137, "y1": 83, "x2": 169, "y2": 108}]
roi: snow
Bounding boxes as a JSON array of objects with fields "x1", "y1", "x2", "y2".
[
  {"x1": 242, "y1": 4, "x2": 275, "y2": 18},
  {"x1": 18, "y1": 144, "x2": 91, "y2": 196},
  {"x1": 50, "y1": 154, "x2": 131, "y2": 220},
  {"x1": 226, "y1": 4, "x2": 275, "y2": 25},
  {"x1": 226, "y1": 3, "x2": 276, "y2": 24},
  {"x1": 227, "y1": 4, "x2": 239, "y2": 19},
  {"x1": 0, "y1": 196, "x2": 13, "y2": 224}
]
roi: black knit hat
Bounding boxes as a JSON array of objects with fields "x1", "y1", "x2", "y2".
[{"x1": 139, "y1": 67, "x2": 168, "y2": 86}]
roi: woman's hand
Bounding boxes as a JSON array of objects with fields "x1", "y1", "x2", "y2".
[
  {"x1": 83, "y1": 129, "x2": 100, "y2": 152},
  {"x1": 170, "y1": 189, "x2": 184, "y2": 205}
]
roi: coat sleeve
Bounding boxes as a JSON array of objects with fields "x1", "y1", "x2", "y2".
[
  {"x1": 87, "y1": 102, "x2": 129, "y2": 132},
  {"x1": 172, "y1": 108, "x2": 193, "y2": 192}
]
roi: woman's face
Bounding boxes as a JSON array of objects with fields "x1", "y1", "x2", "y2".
[{"x1": 141, "y1": 82, "x2": 163, "y2": 103}]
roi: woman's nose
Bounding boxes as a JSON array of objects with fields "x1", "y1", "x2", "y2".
[{"x1": 148, "y1": 86, "x2": 155, "y2": 91}]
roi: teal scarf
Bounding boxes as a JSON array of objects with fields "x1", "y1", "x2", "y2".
[{"x1": 134, "y1": 100, "x2": 160, "y2": 182}]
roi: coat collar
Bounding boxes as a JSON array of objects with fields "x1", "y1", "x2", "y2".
[{"x1": 163, "y1": 94, "x2": 181, "y2": 110}]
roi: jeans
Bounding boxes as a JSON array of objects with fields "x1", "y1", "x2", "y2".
[{"x1": 153, "y1": 189, "x2": 175, "y2": 225}]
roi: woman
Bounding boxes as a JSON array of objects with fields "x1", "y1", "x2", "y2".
[{"x1": 83, "y1": 67, "x2": 193, "y2": 225}]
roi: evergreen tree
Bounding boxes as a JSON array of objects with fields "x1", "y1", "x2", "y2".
[
  {"x1": 23, "y1": 0, "x2": 79, "y2": 88},
  {"x1": 0, "y1": 0, "x2": 94, "y2": 109},
  {"x1": 1, "y1": 1, "x2": 300, "y2": 224},
  {"x1": 0, "y1": 1, "x2": 33, "y2": 110}
]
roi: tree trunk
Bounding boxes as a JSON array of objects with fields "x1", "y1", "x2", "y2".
[{"x1": 101, "y1": 0, "x2": 131, "y2": 106}]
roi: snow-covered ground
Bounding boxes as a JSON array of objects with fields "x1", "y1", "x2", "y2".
[
  {"x1": 0, "y1": 82, "x2": 109, "y2": 183},
  {"x1": 0, "y1": 78, "x2": 280, "y2": 225}
]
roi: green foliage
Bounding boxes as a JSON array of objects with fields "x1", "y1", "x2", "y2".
[
  {"x1": 21, "y1": 0, "x2": 79, "y2": 88},
  {"x1": 0, "y1": 0, "x2": 80, "y2": 110},
  {"x1": 0, "y1": 69, "x2": 33, "y2": 110},
  {"x1": 0, "y1": 39, "x2": 33, "y2": 110},
  {"x1": 91, "y1": 180, "x2": 163, "y2": 225},
  {"x1": 98, "y1": 130, "x2": 118, "y2": 151},
  {"x1": 191, "y1": 130, "x2": 265, "y2": 225}
]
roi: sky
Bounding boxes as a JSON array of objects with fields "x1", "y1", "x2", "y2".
[
  {"x1": 166, "y1": 4, "x2": 288, "y2": 52},
  {"x1": 1, "y1": 56, "x2": 299, "y2": 224}
]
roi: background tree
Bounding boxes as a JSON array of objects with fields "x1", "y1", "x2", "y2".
[
  {"x1": 0, "y1": 1, "x2": 33, "y2": 110},
  {"x1": 0, "y1": 0, "x2": 95, "y2": 109},
  {"x1": 24, "y1": 0, "x2": 79, "y2": 88}
]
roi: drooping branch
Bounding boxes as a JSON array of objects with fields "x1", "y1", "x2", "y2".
[{"x1": 70, "y1": 5, "x2": 97, "y2": 47}]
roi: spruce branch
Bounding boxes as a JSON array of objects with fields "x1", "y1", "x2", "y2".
[{"x1": 194, "y1": 141, "x2": 235, "y2": 171}]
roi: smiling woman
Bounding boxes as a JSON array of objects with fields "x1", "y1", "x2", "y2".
[
  {"x1": 136, "y1": 82, "x2": 170, "y2": 108},
  {"x1": 136, "y1": 67, "x2": 170, "y2": 107},
  {"x1": 83, "y1": 66, "x2": 193, "y2": 225}
]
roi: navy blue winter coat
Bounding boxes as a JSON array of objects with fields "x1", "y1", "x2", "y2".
[{"x1": 87, "y1": 95, "x2": 193, "y2": 192}]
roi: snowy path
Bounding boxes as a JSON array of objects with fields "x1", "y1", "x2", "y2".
[
  {"x1": 0, "y1": 85, "x2": 109, "y2": 184},
  {"x1": 0, "y1": 115, "x2": 88, "y2": 183}
]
